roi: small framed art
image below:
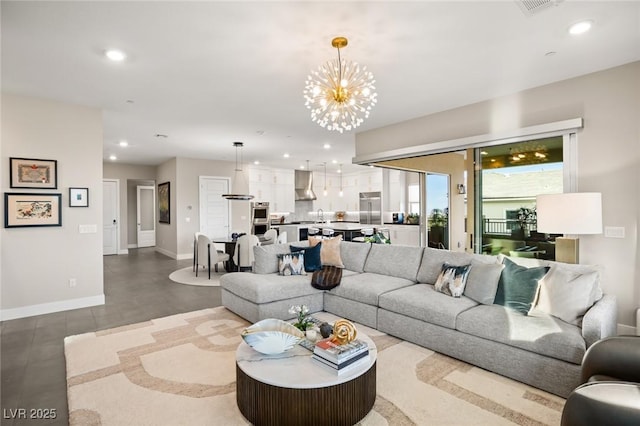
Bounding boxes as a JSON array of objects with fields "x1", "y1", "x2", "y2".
[
  {"x1": 158, "y1": 182, "x2": 170, "y2": 224},
  {"x1": 4, "y1": 192, "x2": 62, "y2": 228},
  {"x1": 69, "y1": 187, "x2": 89, "y2": 207},
  {"x1": 10, "y1": 157, "x2": 58, "y2": 189}
]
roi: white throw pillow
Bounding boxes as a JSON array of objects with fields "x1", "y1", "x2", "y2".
[{"x1": 535, "y1": 267, "x2": 600, "y2": 325}]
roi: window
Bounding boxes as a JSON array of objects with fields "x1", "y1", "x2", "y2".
[{"x1": 408, "y1": 184, "x2": 420, "y2": 214}]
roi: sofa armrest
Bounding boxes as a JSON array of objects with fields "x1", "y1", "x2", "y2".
[
  {"x1": 580, "y1": 336, "x2": 640, "y2": 383},
  {"x1": 582, "y1": 294, "x2": 617, "y2": 348}
]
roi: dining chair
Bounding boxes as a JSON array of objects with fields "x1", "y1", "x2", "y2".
[
  {"x1": 262, "y1": 229, "x2": 278, "y2": 245},
  {"x1": 193, "y1": 232, "x2": 204, "y2": 271},
  {"x1": 233, "y1": 234, "x2": 260, "y2": 272},
  {"x1": 196, "y1": 234, "x2": 230, "y2": 279}
]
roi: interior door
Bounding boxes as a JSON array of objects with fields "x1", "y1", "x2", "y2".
[
  {"x1": 103, "y1": 179, "x2": 118, "y2": 255},
  {"x1": 137, "y1": 185, "x2": 156, "y2": 248},
  {"x1": 199, "y1": 176, "x2": 230, "y2": 239}
]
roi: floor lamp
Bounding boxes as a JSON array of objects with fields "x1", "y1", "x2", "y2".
[{"x1": 535, "y1": 193, "x2": 602, "y2": 264}]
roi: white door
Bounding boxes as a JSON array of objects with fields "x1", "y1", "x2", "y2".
[
  {"x1": 103, "y1": 179, "x2": 119, "y2": 255},
  {"x1": 137, "y1": 185, "x2": 156, "y2": 248},
  {"x1": 199, "y1": 177, "x2": 230, "y2": 239}
]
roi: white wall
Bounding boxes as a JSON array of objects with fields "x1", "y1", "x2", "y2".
[
  {"x1": 1, "y1": 94, "x2": 104, "y2": 319},
  {"x1": 176, "y1": 157, "x2": 251, "y2": 259},
  {"x1": 155, "y1": 158, "x2": 177, "y2": 258},
  {"x1": 356, "y1": 61, "x2": 640, "y2": 329}
]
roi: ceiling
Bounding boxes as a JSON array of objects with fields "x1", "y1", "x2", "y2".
[{"x1": 3, "y1": 1, "x2": 639, "y2": 174}]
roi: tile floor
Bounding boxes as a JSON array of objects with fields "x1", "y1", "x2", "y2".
[{"x1": 1, "y1": 248, "x2": 222, "y2": 425}]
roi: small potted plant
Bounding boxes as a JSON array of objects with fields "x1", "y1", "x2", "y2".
[
  {"x1": 288, "y1": 305, "x2": 313, "y2": 332},
  {"x1": 406, "y1": 213, "x2": 420, "y2": 225}
]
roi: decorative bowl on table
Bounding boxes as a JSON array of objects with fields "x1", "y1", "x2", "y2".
[{"x1": 241, "y1": 318, "x2": 305, "y2": 355}]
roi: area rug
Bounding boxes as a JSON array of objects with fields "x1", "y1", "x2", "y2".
[
  {"x1": 168, "y1": 266, "x2": 225, "y2": 286},
  {"x1": 64, "y1": 307, "x2": 564, "y2": 426}
]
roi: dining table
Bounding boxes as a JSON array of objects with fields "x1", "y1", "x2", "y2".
[{"x1": 212, "y1": 238, "x2": 239, "y2": 272}]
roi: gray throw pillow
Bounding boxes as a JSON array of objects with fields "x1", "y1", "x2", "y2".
[{"x1": 464, "y1": 263, "x2": 505, "y2": 304}]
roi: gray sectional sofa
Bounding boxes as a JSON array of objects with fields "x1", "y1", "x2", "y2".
[{"x1": 220, "y1": 241, "x2": 617, "y2": 397}]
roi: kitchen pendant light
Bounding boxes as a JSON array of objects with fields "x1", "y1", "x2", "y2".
[
  {"x1": 339, "y1": 164, "x2": 344, "y2": 197},
  {"x1": 222, "y1": 142, "x2": 254, "y2": 201},
  {"x1": 323, "y1": 162, "x2": 328, "y2": 197}
]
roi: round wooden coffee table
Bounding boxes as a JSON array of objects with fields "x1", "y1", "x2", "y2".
[{"x1": 235, "y1": 332, "x2": 377, "y2": 426}]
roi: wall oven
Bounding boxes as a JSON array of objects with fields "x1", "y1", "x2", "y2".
[{"x1": 251, "y1": 202, "x2": 270, "y2": 235}]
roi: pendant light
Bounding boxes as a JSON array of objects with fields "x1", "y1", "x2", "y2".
[
  {"x1": 323, "y1": 162, "x2": 328, "y2": 197},
  {"x1": 339, "y1": 164, "x2": 344, "y2": 197},
  {"x1": 222, "y1": 142, "x2": 254, "y2": 200}
]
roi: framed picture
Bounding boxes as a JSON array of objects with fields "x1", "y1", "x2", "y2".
[
  {"x1": 158, "y1": 182, "x2": 170, "y2": 224},
  {"x1": 4, "y1": 192, "x2": 62, "y2": 228},
  {"x1": 69, "y1": 187, "x2": 89, "y2": 207},
  {"x1": 10, "y1": 157, "x2": 58, "y2": 189}
]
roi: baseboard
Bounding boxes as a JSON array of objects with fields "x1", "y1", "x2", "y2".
[
  {"x1": 155, "y1": 246, "x2": 177, "y2": 259},
  {"x1": 118, "y1": 249, "x2": 129, "y2": 255},
  {"x1": 176, "y1": 253, "x2": 193, "y2": 260},
  {"x1": 0, "y1": 294, "x2": 106, "y2": 321},
  {"x1": 618, "y1": 323, "x2": 637, "y2": 336},
  {"x1": 127, "y1": 243, "x2": 138, "y2": 249}
]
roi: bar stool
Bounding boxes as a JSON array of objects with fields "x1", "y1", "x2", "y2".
[
  {"x1": 352, "y1": 228, "x2": 374, "y2": 242},
  {"x1": 322, "y1": 228, "x2": 335, "y2": 238},
  {"x1": 308, "y1": 227, "x2": 320, "y2": 238}
]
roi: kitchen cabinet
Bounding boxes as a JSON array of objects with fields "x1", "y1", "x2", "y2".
[
  {"x1": 249, "y1": 166, "x2": 273, "y2": 202},
  {"x1": 386, "y1": 224, "x2": 421, "y2": 246},
  {"x1": 249, "y1": 166, "x2": 294, "y2": 212}
]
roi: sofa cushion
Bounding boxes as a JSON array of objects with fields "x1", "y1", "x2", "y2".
[
  {"x1": 417, "y1": 247, "x2": 495, "y2": 284},
  {"x1": 253, "y1": 243, "x2": 292, "y2": 274},
  {"x1": 363, "y1": 244, "x2": 423, "y2": 282},
  {"x1": 378, "y1": 284, "x2": 478, "y2": 330},
  {"x1": 456, "y1": 304, "x2": 586, "y2": 364},
  {"x1": 494, "y1": 257, "x2": 549, "y2": 315},
  {"x1": 339, "y1": 241, "x2": 371, "y2": 273},
  {"x1": 277, "y1": 252, "x2": 306, "y2": 276},
  {"x1": 221, "y1": 272, "x2": 321, "y2": 304},
  {"x1": 309, "y1": 235, "x2": 345, "y2": 268},
  {"x1": 331, "y1": 272, "x2": 415, "y2": 306},
  {"x1": 536, "y1": 268, "x2": 600, "y2": 325},
  {"x1": 434, "y1": 263, "x2": 471, "y2": 297},
  {"x1": 464, "y1": 263, "x2": 504, "y2": 305},
  {"x1": 497, "y1": 254, "x2": 604, "y2": 303},
  {"x1": 290, "y1": 243, "x2": 322, "y2": 272}
]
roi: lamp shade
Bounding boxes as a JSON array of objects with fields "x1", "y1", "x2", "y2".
[{"x1": 536, "y1": 193, "x2": 602, "y2": 235}]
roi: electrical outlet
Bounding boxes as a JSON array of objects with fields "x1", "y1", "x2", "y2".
[{"x1": 69, "y1": 278, "x2": 77, "y2": 288}]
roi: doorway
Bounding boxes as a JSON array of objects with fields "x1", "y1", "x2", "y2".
[
  {"x1": 426, "y1": 173, "x2": 450, "y2": 249},
  {"x1": 199, "y1": 176, "x2": 231, "y2": 239},
  {"x1": 103, "y1": 179, "x2": 119, "y2": 255},
  {"x1": 137, "y1": 185, "x2": 156, "y2": 248}
]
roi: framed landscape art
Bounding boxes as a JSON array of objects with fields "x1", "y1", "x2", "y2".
[
  {"x1": 69, "y1": 187, "x2": 89, "y2": 207},
  {"x1": 4, "y1": 193, "x2": 62, "y2": 228},
  {"x1": 10, "y1": 157, "x2": 58, "y2": 189},
  {"x1": 158, "y1": 182, "x2": 170, "y2": 224}
]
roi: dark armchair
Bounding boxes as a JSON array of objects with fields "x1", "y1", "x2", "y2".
[{"x1": 561, "y1": 336, "x2": 640, "y2": 426}]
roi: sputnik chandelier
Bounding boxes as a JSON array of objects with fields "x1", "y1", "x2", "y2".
[{"x1": 303, "y1": 37, "x2": 377, "y2": 133}]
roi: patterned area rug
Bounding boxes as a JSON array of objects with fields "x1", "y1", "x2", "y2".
[
  {"x1": 168, "y1": 266, "x2": 225, "y2": 286},
  {"x1": 64, "y1": 307, "x2": 564, "y2": 425}
]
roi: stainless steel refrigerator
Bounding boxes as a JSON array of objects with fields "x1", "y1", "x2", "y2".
[{"x1": 359, "y1": 192, "x2": 382, "y2": 225}]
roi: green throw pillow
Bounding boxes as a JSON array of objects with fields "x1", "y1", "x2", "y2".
[{"x1": 494, "y1": 257, "x2": 549, "y2": 314}]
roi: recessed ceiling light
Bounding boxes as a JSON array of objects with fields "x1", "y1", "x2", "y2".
[
  {"x1": 119, "y1": 140, "x2": 128, "y2": 147},
  {"x1": 109, "y1": 155, "x2": 117, "y2": 161},
  {"x1": 568, "y1": 20, "x2": 593, "y2": 35},
  {"x1": 323, "y1": 143, "x2": 331, "y2": 149},
  {"x1": 300, "y1": 164, "x2": 305, "y2": 169},
  {"x1": 253, "y1": 160, "x2": 260, "y2": 165},
  {"x1": 481, "y1": 151, "x2": 488, "y2": 155},
  {"x1": 332, "y1": 159, "x2": 337, "y2": 164},
  {"x1": 283, "y1": 153, "x2": 290, "y2": 158},
  {"x1": 105, "y1": 49, "x2": 126, "y2": 61}
]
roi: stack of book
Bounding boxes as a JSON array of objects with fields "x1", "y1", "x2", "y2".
[{"x1": 311, "y1": 338, "x2": 369, "y2": 375}]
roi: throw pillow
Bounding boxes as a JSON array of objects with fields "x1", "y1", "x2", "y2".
[
  {"x1": 494, "y1": 257, "x2": 549, "y2": 315},
  {"x1": 309, "y1": 235, "x2": 345, "y2": 268},
  {"x1": 310, "y1": 265, "x2": 343, "y2": 290},
  {"x1": 535, "y1": 267, "x2": 600, "y2": 325},
  {"x1": 290, "y1": 243, "x2": 323, "y2": 272},
  {"x1": 434, "y1": 263, "x2": 471, "y2": 297},
  {"x1": 464, "y1": 263, "x2": 505, "y2": 304},
  {"x1": 277, "y1": 252, "x2": 307, "y2": 276}
]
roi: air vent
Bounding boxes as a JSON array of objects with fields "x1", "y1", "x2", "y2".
[{"x1": 515, "y1": 0, "x2": 564, "y2": 16}]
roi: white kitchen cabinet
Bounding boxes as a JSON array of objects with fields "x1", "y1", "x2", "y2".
[
  {"x1": 249, "y1": 166, "x2": 294, "y2": 211},
  {"x1": 358, "y1": 169, "x2": 383, "y2": 193},
  {"x1": 387, "y1": 224, "x2": 421, "y2": 246}
]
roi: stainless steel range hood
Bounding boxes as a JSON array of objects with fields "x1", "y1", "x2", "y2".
[{"x1": 294, "y1": 170, "x2": 317, "y2": 201}]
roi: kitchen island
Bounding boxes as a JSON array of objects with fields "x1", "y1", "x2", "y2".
[{"x1": 277, "y1": 222, "x2": 373, "y2": 242}]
